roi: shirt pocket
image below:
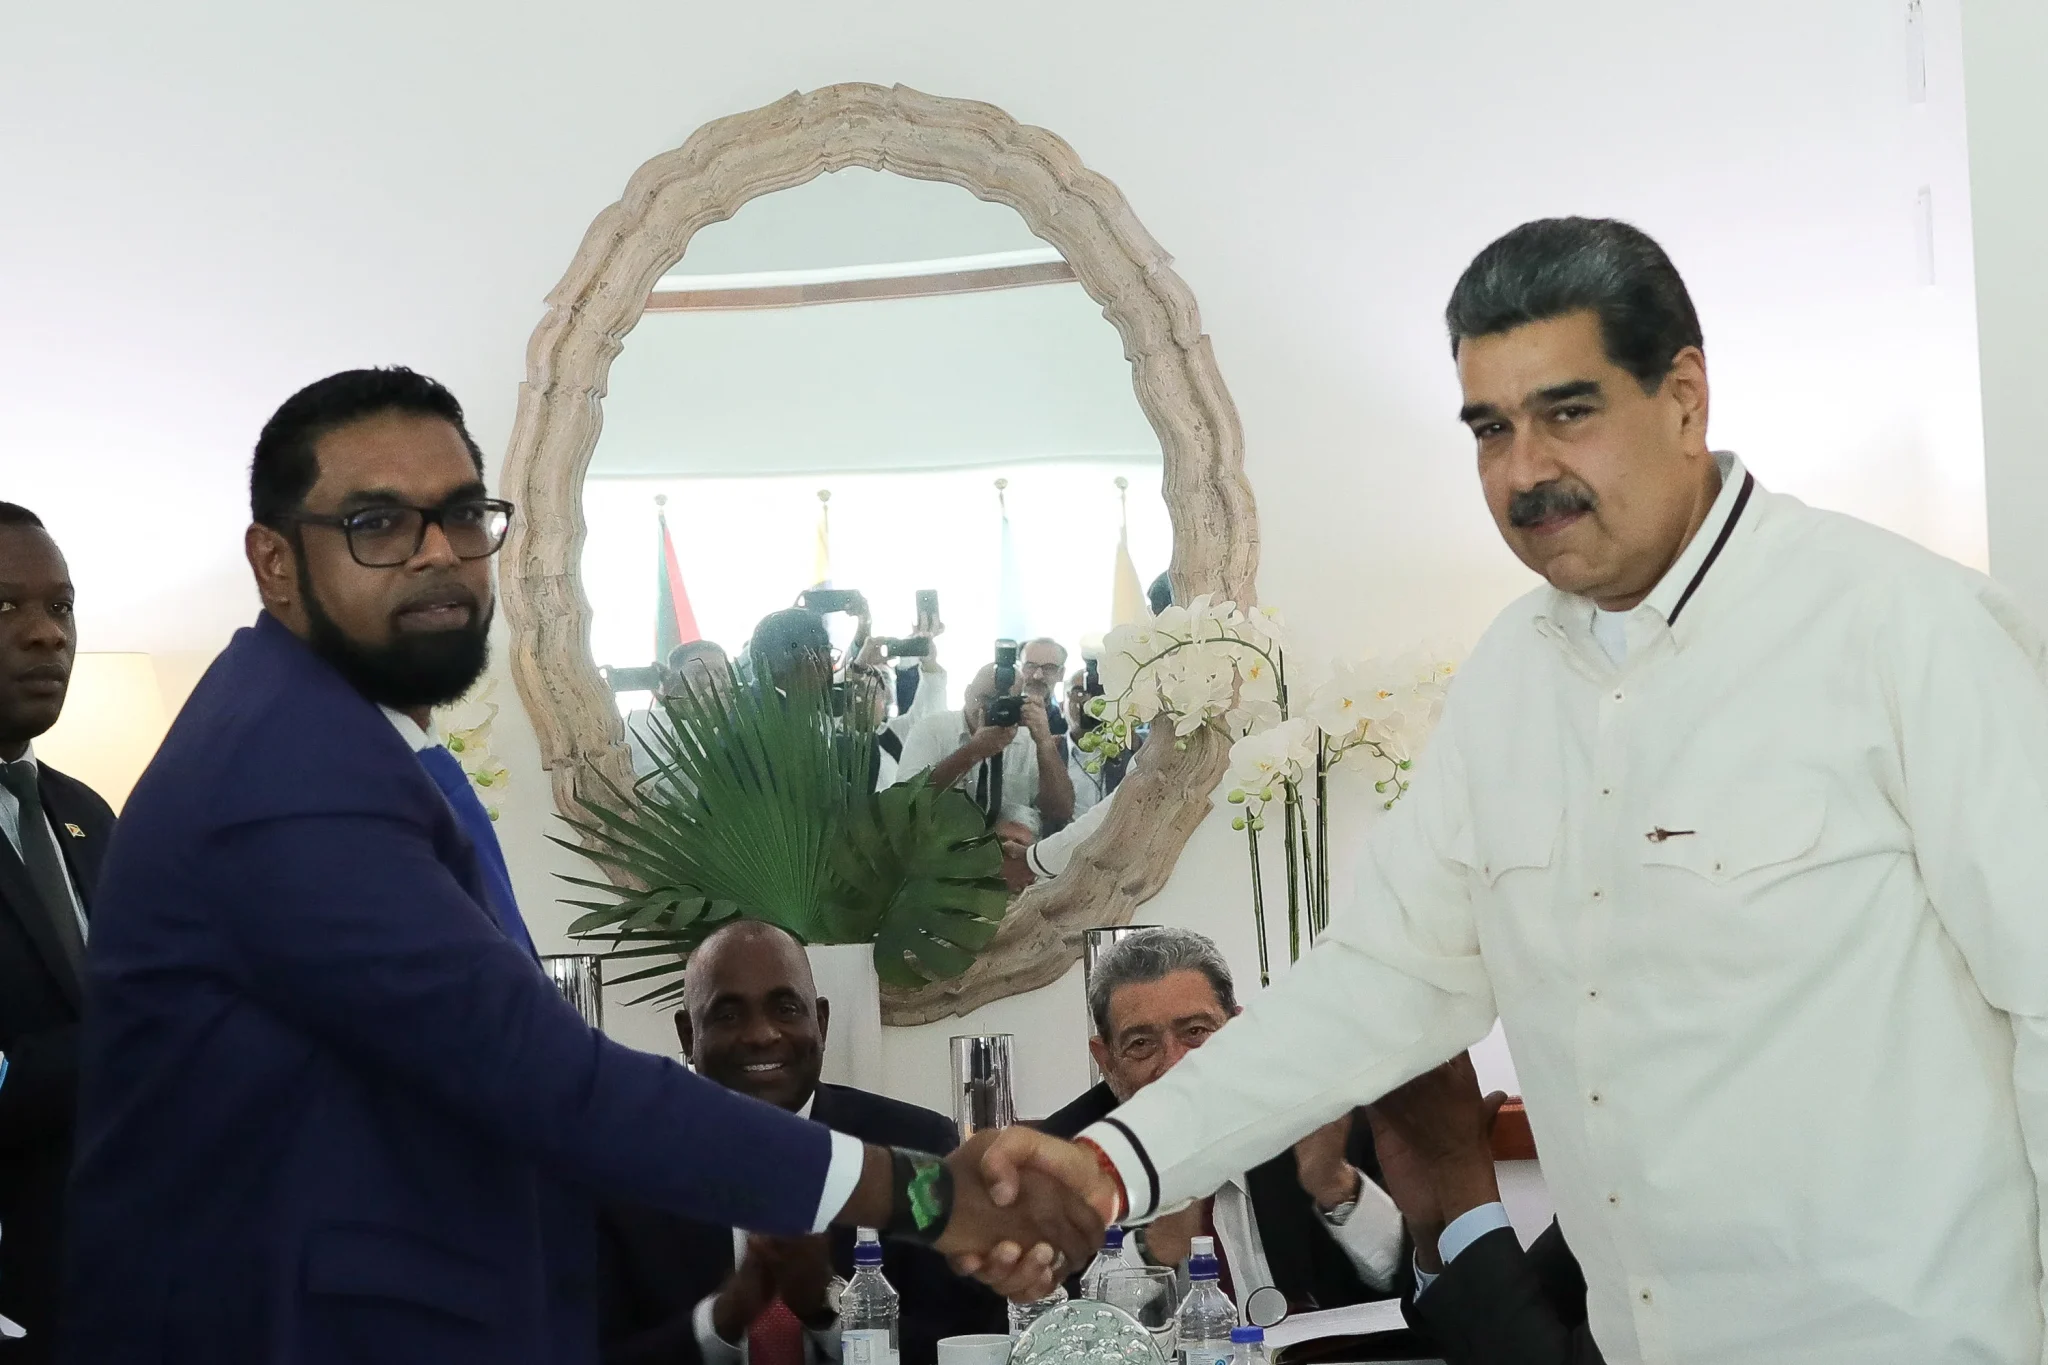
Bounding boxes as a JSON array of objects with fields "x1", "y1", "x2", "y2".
[
  {"x1": 1472, "y1": 806, "x2": 1561, "y2": 887},
  {"x1": 1638, "y1": 789, "x2": 1826, "y2": 886}
]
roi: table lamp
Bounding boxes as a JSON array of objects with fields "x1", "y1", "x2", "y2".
[{"x1": 34, "y1": 652, "x2": 170, "y2": 812}]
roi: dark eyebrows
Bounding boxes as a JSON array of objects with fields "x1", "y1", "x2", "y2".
[
  {"x1": 1534, "y1": 380, "x2": 1603, "y2": 405},
  {"x1": 333, "y1": 480, "x2": 489, "y2": 512},
  {"x1": 1460, "y1": 379, "x2": 1604, "y2": 427}
]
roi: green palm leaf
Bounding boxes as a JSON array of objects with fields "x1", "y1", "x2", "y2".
[{"x1": 557, "y1": 671, "x2": 1007, "y2": 1000}]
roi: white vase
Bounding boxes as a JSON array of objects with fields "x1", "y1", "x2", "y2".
[{"x1": 807, "y1": 942, "x2": 884, "y2": 1093}]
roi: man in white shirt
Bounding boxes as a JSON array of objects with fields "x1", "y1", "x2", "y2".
[
  {"x1": 1039, "y1": 928, "x2": 1408, "y2": 1316},
  {"x1": 626, "y1": 640, "x2": 733, "y2": 779},
  {"x1": 895, "y1": 658, "x2": 1074, "y2": 836},
  {"x1": 976, "y1": 217, "x2": 2048, "y2": 1364}
]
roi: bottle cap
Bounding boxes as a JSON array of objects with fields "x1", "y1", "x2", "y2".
[
  {"x1": 1103, "y1": 1227, "x2": 1127, "y2": 1250},
  {"x1": 854, "y1": 1228, "x2": 884, "y2": 1266},
  {"x1": 1231, "y1": 1327, "x2": 1264, "y2": 1345},
  {"x1": 1190, "y1": 1236, "x2": 1215, "y2": 1256},
  {"x1": 1187, "y1": 1235, "x2": 1219, "y2": 1280}
]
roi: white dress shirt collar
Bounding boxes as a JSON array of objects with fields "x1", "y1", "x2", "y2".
[
  {"x1": 379, "y1": 706, "x2": 436, "y2": 753},
  {"x1": 1534, "y1": 451, "x2": 1756, "y2": 662}
]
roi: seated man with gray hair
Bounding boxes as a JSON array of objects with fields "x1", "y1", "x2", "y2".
[{"x1": 1040, "y1": 927, "x2": 1410, "y2": 1316}]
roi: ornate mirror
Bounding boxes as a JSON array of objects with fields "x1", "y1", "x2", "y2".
[{"x1": 502, "y1": 84, "x2": 1256, "y2": 1023}]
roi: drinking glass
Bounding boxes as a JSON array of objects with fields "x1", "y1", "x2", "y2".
[{"x1": 1100, "y1": 1265, "x2": 1178, "y2": 1360}]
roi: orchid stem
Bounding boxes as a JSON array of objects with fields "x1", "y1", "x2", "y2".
[
  {"x1": 1282, "y1": 781, "x2": 1303, "y2": 965},
  {"x1": 1314, "y1": 741, "x2": 1331, "y2": 937},
  {"x1": 1247, "y1": 823, "x2": 1270, "y2": 988}
]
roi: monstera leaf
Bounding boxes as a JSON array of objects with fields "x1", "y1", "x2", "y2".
[
  {"x1": 830, "y1": 775, "x2": 1009, "y2": 988},
  {"x1": 555, "y1": 671, "x2": 1007, "y2": 1002}
]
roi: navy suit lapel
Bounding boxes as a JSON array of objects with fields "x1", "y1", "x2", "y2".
[
  {"x1": 41, "y1": 778, "x2": 104, "y2": 913},
  {"x1": 0, "y1": 836, "x2": 83, "y2": 1009}
]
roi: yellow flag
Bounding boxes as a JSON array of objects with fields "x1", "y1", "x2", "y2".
[
  {"x1": 1110, "y1": 478, "x2": 1145, "y2": 626},
  {"x1": 811, "y1": 490, "x2": 833, "y2": 588}
]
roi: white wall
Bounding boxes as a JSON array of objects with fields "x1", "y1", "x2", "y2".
[
  {"x1": 1963, "y1": 0, "x2": 2048, "y2": 626},
  {"x1": 0, "y1": 0, "x2": 1984, "y2": 1120}
]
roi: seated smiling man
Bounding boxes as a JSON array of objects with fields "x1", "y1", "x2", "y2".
[
  {"x1": 599, "y1": 921, "x2": 1005, "y2": 1365},
  {"x1": 1042, "y1": 928, "x2": 1409, "y2": 1315}
]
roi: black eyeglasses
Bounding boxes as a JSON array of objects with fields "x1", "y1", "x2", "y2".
[{"x1": 286, "y1": 498, "x2": 515, "y2": 568}]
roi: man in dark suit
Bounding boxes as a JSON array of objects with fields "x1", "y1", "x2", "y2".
[
  {"x1": 1368, "y1": 1054, "x2": 1599, "y2": 1364},
  {"x1": 61, "y1": 368, "x2": 1097, "y2": 1365},
  {"x1": 0, "y1": 503, "x2": 115, "y2": 1363},
  {"x1": 1041, "y1": 927, "x2": 1410, "y2": 1316},
  {"x1": 600, "y1": 921, "x2": 1004, "y2": 1365}
]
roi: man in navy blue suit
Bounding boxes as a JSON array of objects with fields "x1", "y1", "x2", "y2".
[{"x1": 61, "y1": 368, "x2": 1100, "y2": 1365}]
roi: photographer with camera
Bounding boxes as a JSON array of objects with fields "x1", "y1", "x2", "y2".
[{"x1": 895, "y1": 639, "x2": 1075, "y2": 838}]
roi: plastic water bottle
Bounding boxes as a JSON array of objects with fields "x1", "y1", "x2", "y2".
[
  {"x1": 1079, "y1": 1226, "x2": 1138, "y2": 1300},
  {"x1": 1008, "y1": 1284, "x2": 1069, "y2": 1339},
  {"x1": 1229, "y1": 1325, "x2": 1268, "y2": 1365},
  {"x1": 1175, "y1": 1237, "x2": 1237, "y2": 1365},
  {"x1": 840, "y1": 1229, "x2": 900, "y2": 1365}
]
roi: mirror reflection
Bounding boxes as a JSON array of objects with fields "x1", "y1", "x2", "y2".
[{"x1": 582, "y1": 169, "x2": 1171, "y2": 876}]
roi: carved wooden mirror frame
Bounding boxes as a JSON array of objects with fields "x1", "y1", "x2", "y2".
[{"x1": 500, "y1": 83, "x2": 1258, "y2": 1024}]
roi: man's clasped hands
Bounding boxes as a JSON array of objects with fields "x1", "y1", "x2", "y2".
[{"x1": 929, "y1": 1129, "x2": 1123, "y2": 1302}]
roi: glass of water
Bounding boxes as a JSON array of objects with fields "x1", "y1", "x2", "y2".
[{"x1": 1100, "y1": 1266, "x2": 1178, "y2": 1361}]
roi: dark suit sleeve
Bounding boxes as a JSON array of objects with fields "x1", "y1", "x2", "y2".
[
  {"x1": 0, "y1": 770, "x2": 110, "y2": 1152},
  {"x1": 882, "y1": 1234, "x2": 1006, "y2": 1365},
  {"x1": 1406, "y1": 1223, "x2": 1602, "y2": 1365},
  {"x1": 0, "y1": 1021, "x2": 76, "y2": 1153},
  {"x1": 214, "y1": 813, "x2": 838, "y2": 1234},
  {"x1": 598, "y1": 1208, "x2": 711, "y2": 1365}
]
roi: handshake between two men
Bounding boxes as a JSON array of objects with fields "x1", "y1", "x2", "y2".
[{"x1": 883, "y1": 1129, "x2": 1121, "y2": 1301}]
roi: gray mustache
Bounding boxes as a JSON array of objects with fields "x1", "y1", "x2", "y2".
[{"x1": 1508, "y1": 482, "x2": 1596, "y2": 529}]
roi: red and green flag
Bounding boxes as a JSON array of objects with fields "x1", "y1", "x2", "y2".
[{"x1": 655, "y1": 504, "x2": 701, "y2": 660}]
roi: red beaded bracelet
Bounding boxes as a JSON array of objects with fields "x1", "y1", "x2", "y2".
[{"x1": 1074, "y1": 1136, "x2": 1130, "y2": 1224}]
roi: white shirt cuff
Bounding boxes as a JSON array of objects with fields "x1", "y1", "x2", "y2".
[
  {"x1": 1317, "y1": 1168, "x2": 1407, "y2": 1290},
  {"x1": 1437, "y1": 1201, "x2": 1513, "y2": 1265},
  {"x1": 1411, "y1": 1256, "x2": 1440, "y2": 1298},
  {"x1": 813, "y1": 1130, "x2": 869, "y2": 1233},
  {"x1": 1077, "y1": 1119, "x2": 1164, "y2": 1222},
  {"x1": 693, "y1": 1293, "x2": 746, "y2": 1365}
]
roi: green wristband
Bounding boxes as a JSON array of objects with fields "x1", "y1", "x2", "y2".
[{"x1": 884, "y1": 1147, "x2": 954, "y2": 1246}]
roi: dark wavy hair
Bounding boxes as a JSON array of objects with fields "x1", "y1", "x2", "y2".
[{"x1": 1446, "y1": 217, "x2": 1703, "y2": 392}]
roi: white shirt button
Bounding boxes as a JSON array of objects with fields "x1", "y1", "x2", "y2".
[
  {"x1": 1608, "y1": 1193, "x2": 1620, "y2": 1206},
  {"x1": 1590, "y1": 1091, "x2": 1603, "y2": 1105},
  {"x1": 1612, "y1": 689, "x2": 1625, "y2": 702},
  {"x1": 1591, "y1": 888, "x2": 1605, "y2": 900}
]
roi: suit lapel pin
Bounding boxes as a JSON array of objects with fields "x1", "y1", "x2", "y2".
[{"x1": 64, "y1": 823, "x2": 85, "y2": 838}]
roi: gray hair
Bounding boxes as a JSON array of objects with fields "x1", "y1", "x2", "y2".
[
  {"x1": 1087, "y1": 926, "x2": 1237, "y2": 1040},
  {"x1": 1445, "y1": 217, "x2": 1703, "y2": 392}
]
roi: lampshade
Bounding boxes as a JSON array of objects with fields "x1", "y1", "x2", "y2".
[{"x1": 35, "y1": 653, "x2": 170, "y2": 812}]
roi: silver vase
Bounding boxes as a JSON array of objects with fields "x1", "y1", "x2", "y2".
[
  {"x1": 950, "y1": 1034, "x2": 1017, "y2": 1137},
  {"x1": 541, "y1": 953, "x2": 605, "y2": 1029}
]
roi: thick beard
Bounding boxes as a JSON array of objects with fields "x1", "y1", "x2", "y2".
[{"x1": 299, "y1": 563, "x2": 493, "y2": 712}]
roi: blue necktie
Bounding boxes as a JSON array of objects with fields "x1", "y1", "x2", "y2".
[{"x1": 417, "y1": 744, "x2": 538, "y2": 958}]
